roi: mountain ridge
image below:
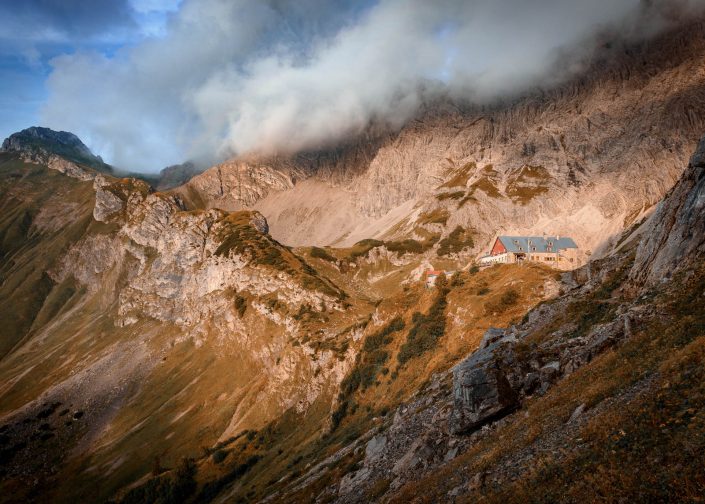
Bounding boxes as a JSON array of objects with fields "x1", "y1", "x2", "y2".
[{"x1": 175, "y1": 20, "x2": 705, "y2": 261}]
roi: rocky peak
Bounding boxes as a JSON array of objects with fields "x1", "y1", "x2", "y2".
[{"x1": 1, "y1": 126, "x2": 110, "y2": 172}]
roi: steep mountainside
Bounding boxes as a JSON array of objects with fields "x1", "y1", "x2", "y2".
[
  {"x1": 0, "y1": 152, "x2": 364, "y2": 502},
  {"x1": 209, "y1": 134, "x2": 705, "y2": 504},
  {"x1": 0, "y1": 150, "x2": 561, "y2": 502},
  {"x1": 178, "y1": 22, "x2": 705, "y2": 259}
]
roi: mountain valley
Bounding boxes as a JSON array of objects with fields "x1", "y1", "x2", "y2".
[{"x1": 0, "y1": 14, "x2": 705, "y2": 504}]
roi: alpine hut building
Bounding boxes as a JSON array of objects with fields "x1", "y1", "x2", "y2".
[{"x1": 478, "y1": 235, "x2": 580, "y2": 269}]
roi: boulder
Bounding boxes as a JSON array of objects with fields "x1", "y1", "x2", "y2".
[
  {"x1": 365, "y1": 434, "x2": 387, "y2": 463},
  {"x1": 449, "y1": 329, "x2": 520, "y2": 434},
  {"x1": 249, "y1": 211, "x2": 269, "y2": 234}
]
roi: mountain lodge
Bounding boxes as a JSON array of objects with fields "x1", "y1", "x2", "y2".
[{"x1": 479, "y1": 235, "x2": 579, "y2": 269}]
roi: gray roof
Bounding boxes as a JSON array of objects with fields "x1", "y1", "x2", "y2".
[{"x1": 497, "y1": 236, "x2": 577, "y2": 253}]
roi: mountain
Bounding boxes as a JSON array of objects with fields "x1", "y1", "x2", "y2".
[
  {"x1": 0, "y1": 146, "x2": 563, "y2": 502},
  {"x1": 1, "y1": 126, "x2": 111, "y2": 174},
  {"x1": 178, "y1": 21, "x2": 705, "y2": 260},
  {"x1": 1, "y1": 15, "x2": 705, "y2": 504},
  {"x1": 156, "y1": 161, "x2": 202, "y2": 191},
  {"x1": 0, "y1": 149, "x2": 358, "y2": 502}
]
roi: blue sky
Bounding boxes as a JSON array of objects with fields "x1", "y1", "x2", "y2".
[{"x1": 0, "y1": 0, "x2": 181, "y2": 145}]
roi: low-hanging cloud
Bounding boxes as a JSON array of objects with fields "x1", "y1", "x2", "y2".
[{"x1": 40, "y1": 0, "x2": 705, "y2": 172}]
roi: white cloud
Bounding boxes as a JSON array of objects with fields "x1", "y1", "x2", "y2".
[{"x1": 40, "y1": 0, "x2": 705, "y2": 172}]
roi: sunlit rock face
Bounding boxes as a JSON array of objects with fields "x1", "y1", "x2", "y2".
[{"x1": 179, "y1": 24, "x2": 705, "y2": 254}]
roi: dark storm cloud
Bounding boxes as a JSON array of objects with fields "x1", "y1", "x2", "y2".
[{"x1": 38, "y1": 0, "x2": 705, "y2": 172}]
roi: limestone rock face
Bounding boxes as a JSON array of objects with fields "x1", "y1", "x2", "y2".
[
  {"x1": 175, "y1": 23, "x2": 705, "y2": 254},
  {"x1": 45, "y1": 155, "x2": 97, "y2": 181},
  {"x1": 93, "y1": 175, "x2": 129, "y2": 221},
  {"x1": 178, "y1": 159, "x2": 304, "y2": 210},
  {"x1": 630, "y1": 135, "x2": 705, "y2": 286},
  {"x1": 60, "y1": 179, "x2": 339, "y2": 329}
]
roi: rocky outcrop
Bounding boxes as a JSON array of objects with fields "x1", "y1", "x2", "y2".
[
  {"x1": 447, "y1": 294, "x2": 648, "y2": 436},
  {"x1": 630, "y1": 135, "x2": 705, "y2": 286},
  {"x1": 449, "y1": 329, "x2": 519, "y2": 434},
  {"x1": 1, "y1": 126, "x2": 109, "y2": 172},
  {"x1": 92, "y1": 175, "x2": 153, "y2": 221},
  {"x1": 178, "y1": 158, "x2": 305, "y2": 210},
  {"x1": 60, "y1": 176, "x2": 342, "y2": 330}
]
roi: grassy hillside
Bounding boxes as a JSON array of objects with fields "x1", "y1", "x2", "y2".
[
  {"x1": 391, "y1": 260, "x2": 705, "y2": 503},
  {"x1": 0, "y1": 153, "x2": 99, "y2": 358},
  {"x1": 113, "y1": 263, "x2": 558, "y2": 503}
]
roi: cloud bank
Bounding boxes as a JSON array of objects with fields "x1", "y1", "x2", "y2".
[{"x1": 40, "y1": 0, "x2": 705, "y2": 172}]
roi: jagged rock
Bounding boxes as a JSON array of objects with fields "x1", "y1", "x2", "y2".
[
  {"x1": 631, "y1": 135, "x2": 705, "y2": 286},
  {"x1": 249, "y1": 211, "x2": 269, "y2": 234},
  {"x1": 93, "y1": 178, "x2": 126, "y2": 222},
  {"x1": 365, "y1": 435, "x2": 387, "y2": 463},
  {"x1": 45, "y1": 155, "x2": 96, "y2": 181},
  {"x1": 449, "y1": 329, "x2": 520, "y2": 434},
  {"x1": 568, "y1": 403, "x2": 587, "y2": 423}
]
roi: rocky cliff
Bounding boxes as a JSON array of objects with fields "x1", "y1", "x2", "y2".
[
  {"x1": 630, "y1": 134, "x2": 705, "y2": 286},
  {"x1": 178, "y1": 22, "x2": 705, "y2": 258}
]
